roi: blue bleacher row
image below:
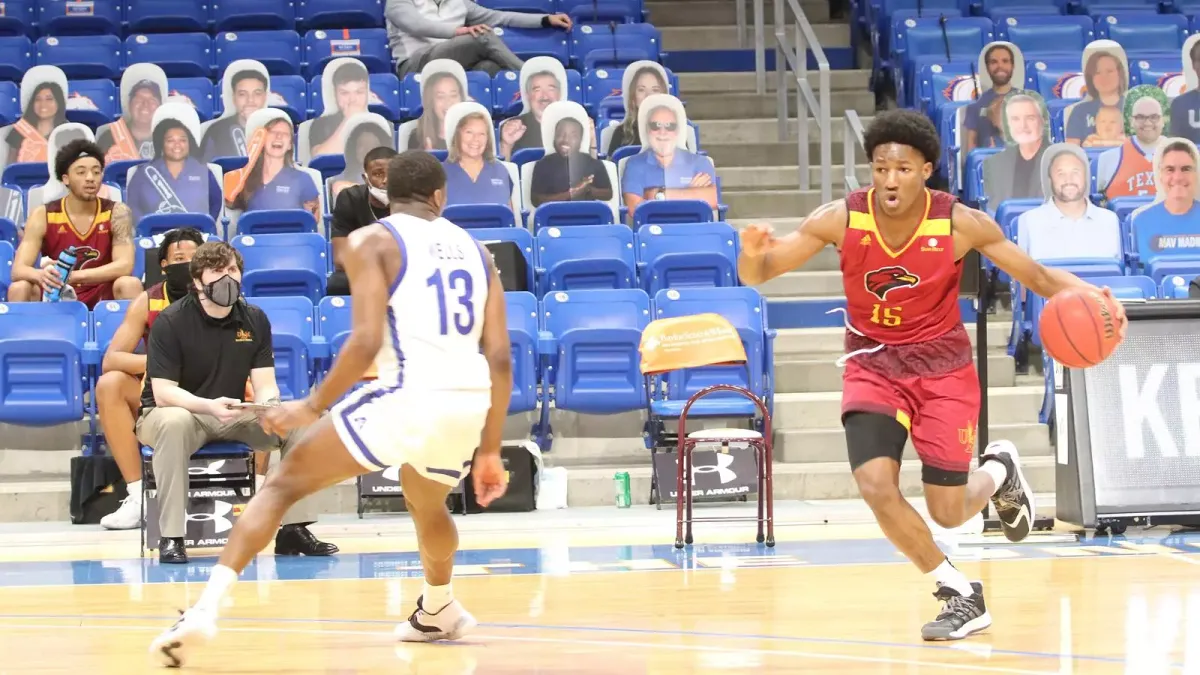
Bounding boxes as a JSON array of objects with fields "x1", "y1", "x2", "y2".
[
  {"x1": 0, "y1": 0, "x2": 649, "y2": 38},
  {"x1": 0, "y1": 285, "x2": 774, "y2": 455},
  {"x1": 0, "y1": 64, "x2": 682, "y2": 130},
  {"x1": 0, "y1": 22, "x2": 663, "y2": 83}
]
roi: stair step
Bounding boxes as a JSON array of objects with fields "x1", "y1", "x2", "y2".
[
  {"x1": 723, "y1": 188, "x2": 845, "y2": 218},
  {"x1": 774, "y1": 386, "x2": 1045, "y2": 429},
  {"x1": 678, "y1": 69, "x2": 870, "y2": 93},
  {"x1": 775, "y1": 352, "x2": 1017, "y2": 393},
  {"x1": 684, "y1": 89, "x2": 874, "y2": 120},
  {"x1": 719, "y1": 164, "x2": 870, "y2": 190},
  {"x1": 646, "y1": 0, "x2": 831, "y2": 26},
  {"x1": 776, "y1": 423, "x2": 1050, "y2": 463},
  {"x1": 772, "y1": 321, "x2": 1012, "y2": 355},
  {"x1": 661, "y1": 23, "x2": 850, "y2": 51},
  {"x1": 700, "y1": 116, "x2": 871, "y2": 145}
]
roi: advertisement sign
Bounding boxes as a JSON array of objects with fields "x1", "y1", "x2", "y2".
[
  {"x1": 359, "y1": 465, "x2": 465, "y2": 498},
  {"x1": 145, "y1": 485, "x2": 252, "y2": 548},
  {"x1": 651, "y1": 446, "x2": 759, "y2": 504}
]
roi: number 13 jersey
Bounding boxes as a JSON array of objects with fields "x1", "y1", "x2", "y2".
[{"x1": 375, "y1": 213, "x2": 492, "y2": 392}]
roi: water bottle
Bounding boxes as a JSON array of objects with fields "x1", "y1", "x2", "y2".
[
  {"x1": 44, "y1": 247, "x2": 77, "y2": 303},
  {"x1": 614, "y1": 471, "x2": 631, "y2": 508}
]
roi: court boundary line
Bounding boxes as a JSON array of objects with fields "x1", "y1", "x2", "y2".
[
  {"x1": 0, "y1": 619, "x2": 1121, "y2": 675},
  {"x1": 0, "y1": 611, "x2": 1176, "y2": 669}
]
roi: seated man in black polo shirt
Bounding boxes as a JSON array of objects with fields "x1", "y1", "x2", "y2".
[
  {"x1": 327, "y1": 146, "x2": 398, "y2": 296},
  {"x1": 136, "y1": 241, "x2": 337, "y2": 564}
]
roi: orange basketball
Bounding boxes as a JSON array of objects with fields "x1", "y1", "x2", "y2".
[{"x1": 1038, "y1": 287, "x2": 1121, "y2": 369}]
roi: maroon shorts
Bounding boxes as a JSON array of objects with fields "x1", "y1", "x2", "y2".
[{"x1": 842, "y1": 360, "x2": 980, "y2": 475}]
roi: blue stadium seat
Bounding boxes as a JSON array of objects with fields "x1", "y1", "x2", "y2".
[
  {"x1": 127, "y1": 0, "x2": 210, "y2": 33},
  {"x1": 499, "y1": 27, "x2": 571, "y2": 64},
  {"x1": 650, "y1": 286, "x2": 771, "y2": 418},
  {"x1": 492, "y1": 71, "x2": 525, "y2": 117},
  {"x1": 505, "y1": 290, "x2": 540, "y2": 413},
  {"x1": 531, "y1": 201, "x2": 614, "y2": 232},
  {"x1": 994, "y1": 198, "x2": 1043, "y2": 241},
  {"x1": 1132, "y1": 59, "x2": 1180, "y2": 88},
  {"x1": 105, "y1": 159, "x2": 146, "y2": 194},
  {"x1": 90, "y1": 299, "x2": 131, "y2": 356},
  {"x1": 216, "y1": 30, "x2": 302, "y2": 76},
  {"x1": 297, "y1": 0, "x2": 383, "y2": 29},
  {"x1": 246, "y1": 295, "x2": 315, "y2": 400},
  {"x1": 567, "y1": 0, "x2": 642, "y2": 24},
  {"x1": 1026, "y1": 57, "x2": 1084, "y2": 99},
  {"x1": 0, "y1": 0, "x2": 35, "y2": 37},
  {"x1": 0, "y1": 37, "x2": 33, "y2": 81},
  {"x1": 38, "y1": 0, "x2": 122, "y2": 36},
  {"x1": 536, "y1": 224, "x2": 636, "y2": 295},
  {"x1": 302, "y1": 28, "x2": 389, "y2": 77},
  {"x1": 2, "y1": 162, "x2": 49, "y2": 193},
  {"x1": 482, "y1": 0, "x2": 554, "y2": 11},
  {"x1": 891, "y1": 18, "x2": 992, "y2": 108},
  {"x1": 473, "y1": 227, "x2": 535, "y2": 292},
  {"x1": 126, "y1": 33, "x2": 213, "y2": 78},
  {"x1": 66, "y1": 79, "x2": 118, "y2": 128},
  {"x1": 1095, "y1": 13, "x2": 1187, "y2": 57},
  {"x1": 917, "y1": 62, "x2": 977, "y2": 119},
  {"x1": 539, "y1": 288, "x2": 650, "y2": 414},
  {"x1": 0, "y1": 219, "x2": 17, "y2": 247},
  {"x1": 583, "y1": 68, "x2": 624, "y2": 115},
  {"x1": 36, "y1": 34, "x2": 122, "y2": 79},
  {"x1": 636, "y1": 222, "x2": 737, "y2": 294},
  {"x1": 316, "y1": 295, "x2": 350, "y2": 356},
  {"x1": 169, "y1": 77, "x2": 217, "y2": 122},
  {"x1": 236, "y1": 209, "x2": 319, "y2": 235},
  {"x1": 1161, "y1": 274, "x2": 1191, "y2": 299},
  {"x1": 0, "y1": 301, "x2": 89, "y2": 425},
  {"x1": 367, "y1": 73, "x2": 402, "y2": 121},
  {"x1": 572, "y1": 24, "x2": 660, "y2": 70},
  {"x1": 0, "y1": 241, "x2": 13, "y2": 298},
  {"x1": 233, "y1": 233, "x2": 328, "y2": 302},
  {"x1": 631, "y1": 200, "x2": 714, "y2": 229},
  {"x1": 871, "y1": 0, "x2": 960, "y2": 60},
  {"x1": 213, "y1": 0, "x2": 296, "y2": 32},
  {"x1": 443, "y1": 204, "x2": 516, "y2": 230},
  {"x1": 254, "y1": 73, "x2": 305, "y2": 123},
  {"x1": 136, "y1": 213, "x2": 219, "y2": 238},
  {"x1": 1084, "y1": 274, "x2": 1156, "y2": 299},
  {"x1": 465, "y1": 71, "x2": 493, "y2": 114},
  {"x1": 0, "y1": 81, "x2": 19, "y2": 126},
  {"x1": 974, "y1": 0, "x2": 1062, "y2": 18},
  {"x1": 1075, "y1": 0, "x2": 1160, "y2": 16}
]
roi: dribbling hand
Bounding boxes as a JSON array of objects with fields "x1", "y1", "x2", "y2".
[
  {"x1": 259, "y1": 399, "x2": 321, "y2": 436},
  {"x1": 471, "y1": 450, "x2": 508, "y2": 508},
  {"x1": 1097, "y1": 286, "x2": 1129, "y2": 341},
  {"x1": 739, "y1": 223, "x2": 775, "y2": 257}
]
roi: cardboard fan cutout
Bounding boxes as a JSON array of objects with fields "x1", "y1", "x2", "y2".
[
  {"x1": 1064, "y1": 40, "x2": 1129, "y2": 145},
  {"x1": 201, "y1": 59, "x2": 270, "y2": 162},
  {"x1": 498, "y1": 57, "x2": 569, "y2": 159},
  {"x1": 2, "y1": 66, "x2": 69, "y2": 169},
  {"x1": 407, "y1": 59, "x2": 467, "y2": 152},
  {"x1": 98, "y1": 63, "x2": 167, "y2": 162},
  {"x1": 529, "y1": 100, "x2": 612, "y2": 207},
  {"x1": 126, "y1": 102, "x2": 220, "y2": 224},
  {"x1": 302, "y1": 58, "x2": 372, "y2": 161},
  {"x1": 329, "y1": 112, "x2": 394, "y2": 201}
]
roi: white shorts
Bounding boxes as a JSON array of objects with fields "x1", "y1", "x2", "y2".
[{"x1": 331, "y1": 384, "x2": 491, "y2": 487}]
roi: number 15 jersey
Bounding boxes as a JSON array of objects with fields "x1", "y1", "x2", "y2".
[{"x1": 375, "y1": 213, "x2": 492, "y2": 392}]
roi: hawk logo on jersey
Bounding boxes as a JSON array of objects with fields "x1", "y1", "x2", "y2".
[
  {"x1": 864, "y1": 266, "x2": 920, "y2": 300},
  {"x1": 73, "y1": 246, "x2": 103, "y2": 270}
]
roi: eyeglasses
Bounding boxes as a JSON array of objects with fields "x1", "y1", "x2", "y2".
[
  {"x1": 648, "y1": 121, "x2": 678, "y2": 132},
  {"x1": 1133, "y1": 114, "x2": 1162, "y2": 124}
]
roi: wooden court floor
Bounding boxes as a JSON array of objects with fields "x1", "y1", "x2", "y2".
[{"x1": 0, "y1": 528, "x2": 1198, "y2": 674}]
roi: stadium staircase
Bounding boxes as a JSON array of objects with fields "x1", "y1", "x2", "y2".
[{"x1": 0, "y1": 0, "x2": 1054, "y2": 522}]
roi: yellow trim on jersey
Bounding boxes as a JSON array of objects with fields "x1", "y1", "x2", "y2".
[
  {"x1": 847, "y1": 189, "x2": 948, "y2": 259},
  {"x1": 45, "y1": 198, "x2": 110, "y2": 241},
  {"x1": 895, "y1": 409, "x2": 912, "y2": 431}
]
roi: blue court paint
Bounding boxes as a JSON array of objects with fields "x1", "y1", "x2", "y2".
[{"x1": 0, "y1": 531, "x2": 1196, "y2": 589}]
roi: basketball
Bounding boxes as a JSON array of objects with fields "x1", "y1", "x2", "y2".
[{"x1": 1038, "y1": 287, "x2": 1122, "y2": 369}]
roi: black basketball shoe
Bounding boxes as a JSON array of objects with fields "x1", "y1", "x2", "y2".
[
  {"x1": 921, "y1": 582, "x2": 991, "y2": 641},
  {"x1": 982, "y1": 440, "x2": 1036, "y2": 543}
]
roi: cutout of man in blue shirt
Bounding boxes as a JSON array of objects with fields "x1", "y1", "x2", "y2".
[{"x1": 620, "y1": 101, "x2": 717, "y2": 217}]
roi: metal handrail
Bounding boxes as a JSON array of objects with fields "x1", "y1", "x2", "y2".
[
  {"x1": 753, "y1": 0, "x2": 832, "y2": 203},
  {"x1": 843, "y1": 110, "x2": 866, "y2": 191}
]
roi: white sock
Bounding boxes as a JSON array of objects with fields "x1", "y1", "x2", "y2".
[
  {"x1": 422, "y1": 582, "x2": 453, "y2": 613},
  {"x1": 978, "y1": 458, "x2": 1009, "y2": 497},
  {"x1": 255, "y1": 474, "x2": 266, "y2": 491},
  {"x1": 194, "y1": 564, "x2": 239, "y2": 614},
  {"x1": 125, "y1": 480, "x2": 142, "y2": 502},
  {"x1": 929, "y1": 558, "x2": 974, "y2": 597}
]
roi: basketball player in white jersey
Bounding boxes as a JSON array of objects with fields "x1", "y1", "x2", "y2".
[{"x1": 149, "y1": 151, "x2": 513, "y2": 667}]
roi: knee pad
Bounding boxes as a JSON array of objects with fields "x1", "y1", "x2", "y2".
[{"x1": 843, "y1": 411, "x2": 908, "y2": 471}]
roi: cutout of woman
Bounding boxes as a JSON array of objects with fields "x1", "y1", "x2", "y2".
[
  {"x1": 201, "y1": 59, "x2": 270, "y2": 162},
  {"x1": 223, "y1": 109, "x2": 321, "y2": 223},
  {"x1": 126, "y1": 102, "x2": 223, "y2": 225},
  {"x1": 530, "y1": 101, "x2": 612, "y2": 207},
  {"x1": 97, "y1": 63, "x2": 167, "y2": 162},
  {"x1": 442, "y1": 102, "x2": 514, "y2": 208},
  {"x1": 329, "y1": 112, "x2": 394, "y2": 201},
  {"x1": 499, "y1": 57, "x2": 569, "y2": 159},
  {"x1": 408, "y1": 60, "x2": 467, "y2": 151},
  {"x1": 30, "y1": 123, "x2": 121, "y2": 209},
  {"x1": 1065, "y1": 40, "x2": 1129, "y2": 145},
  {"x1": 605, "y1": 60, "x2": 668, "y2": 156},
  {"x1": 304, "y1": 58, "x2": 372, "y2": 160},
  {"x1": 2, "y1": 66, "x2": 68, "y2": 167}
]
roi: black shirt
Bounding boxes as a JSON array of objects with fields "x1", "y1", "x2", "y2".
[
  {"x1": 140, "y1": 294, "x2": 274, "y2": 411},
  {"x1": 507, "y1": 112, "x2": 543, "y2": 156},
  {"x1": 201, "y1": 116, "x2": 246, "y2": 162},
  {"x1": 529, "y1": 152, "x2": 612, "y2": 206},
  {"x1": 330, "y1": 183, "x2": 389, "y2": 240}
]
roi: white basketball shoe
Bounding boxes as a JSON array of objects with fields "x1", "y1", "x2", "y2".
[
  {"x1": 149, "y1": 607, "x2": 217, "y2": 668},
  {"x1": 395, "y1": 596, "x2": 477, "y2": 642}
]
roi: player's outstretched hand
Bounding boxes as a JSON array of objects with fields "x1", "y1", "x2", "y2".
[
  {"x1": 1099, "y1": 286, "x2": 1128, "y2": 341},
  {"x1": 472, "y1": 451, "x2": 509, "y2": 508},
  {"x1": 260, "y1": 399, "x2": 320, "y2": 436},
  {"x1": 739, "y1": 223, "x2": 774, "y2": 257}
]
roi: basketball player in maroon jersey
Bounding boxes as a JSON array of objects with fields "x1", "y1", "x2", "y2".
[
  {"x1": 738, "y1": 110, "x2": 1127, "y2": 640},
  {"x1": 6, "y1": 139, "x2": 141, "y2": 307}
]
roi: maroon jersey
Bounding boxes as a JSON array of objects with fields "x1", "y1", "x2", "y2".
[
  {"x1": 42, "y1": 197, "x2": 116, "y2": 309},
  {"x1": 145, "y1": 281, "x2": 171, "y2": 343},
  {"x1": 839, "y1": 187, "x2": 971, "y2": 378}
]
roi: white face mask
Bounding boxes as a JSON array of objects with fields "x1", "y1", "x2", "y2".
[{"x1": 364, "y1": 174, "x2": 388, "y2": 204}]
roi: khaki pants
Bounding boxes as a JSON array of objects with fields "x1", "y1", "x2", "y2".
[{"x1": 136, "y1": 407, "x2": 317, "y2": 539}]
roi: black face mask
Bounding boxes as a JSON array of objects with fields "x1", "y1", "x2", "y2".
[{"x1": 163, "y1": 262, "x2": 192, "y2": 301}]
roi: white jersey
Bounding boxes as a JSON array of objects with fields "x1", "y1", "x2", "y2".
[{"x1": 373, "y1": 213, "x2": 491, "y2": 392}]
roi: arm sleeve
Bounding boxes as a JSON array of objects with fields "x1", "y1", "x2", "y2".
[
  {"x1": 251, "y1": 310, "x2": 275, "y2": 369},
  {"x1": 146, "y1": 315, "x2": 183, "y2": 382},
  {"x1": 329, "y1": 189, "x2": 358, "y2": 238},
  {"x1": 386, "y1": 0, "x2": 460, "y2": 39},
  {"x1": 464, "y1": 0, "x2": 546, "y2": 28}
]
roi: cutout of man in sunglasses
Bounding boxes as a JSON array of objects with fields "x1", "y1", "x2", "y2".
[{"x1": 620, "y1": 98, "x2": 717, "y2": 217}]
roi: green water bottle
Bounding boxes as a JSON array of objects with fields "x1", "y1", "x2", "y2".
[{"x1": 614, "y1": 471, "x2": 631, "y2": 508}]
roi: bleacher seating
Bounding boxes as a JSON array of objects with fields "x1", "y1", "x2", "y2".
[
  {"x1": 0, "y1": 301, "x2": 89, "y2": 426},
  {"x1": 505, "y1": 291, "x2": 540, "y2": 414},
  {"x1": 127, "y1": 1, "x2": 210, "y2": 33},
  {"x1": 535, "y1": 224, "x2": 636, "y2": 295},
  {"x1": 38, "y1": 0, "x2": 123, "y2": 36},
  {"x1": 214, "y1": 0, "x2": 297, "y2": 32},
  {"x1": 636, "y1": 222, "x2": 738, "y2": 295},
  {"x1": 126, "y1": 32, "x2": 213, "y2": 78},
  {"x1": 248, "y1": 295, "x2": 315, "y2": 400},
  {"x1": 233, "y1": 233, "x2": 328, "y2": 302}
]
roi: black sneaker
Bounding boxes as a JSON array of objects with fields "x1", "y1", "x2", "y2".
[
  {"x1": 921, "y1": 582, "x2": 992, "y2": 641},
  {"x1": 982, "y1": 440, "x2": 1036, "y2": 543}
]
